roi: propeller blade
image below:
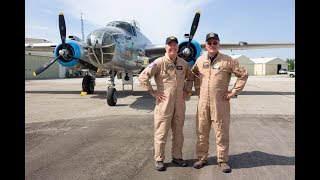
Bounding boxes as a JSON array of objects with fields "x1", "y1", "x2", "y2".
[
  {"x1": 33, "y1": 56, "x2": 60, "y2": 76},
  {"x1": 59, "y1": 12, "x2": 66, "y2": 49},
  {"x1": 70, "y1": 56, "x2": 100, "y2": 73},
  {"x1": 188, "y1": 10, "x2": 201, "y2": 46}
]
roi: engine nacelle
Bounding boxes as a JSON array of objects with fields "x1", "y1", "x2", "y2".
[
  {"x1": 54, "y1": 40, "x2": 87, "y2": 67},
  {"x1": 178, "y1": 38, "x2": 201, "y2": 67}
]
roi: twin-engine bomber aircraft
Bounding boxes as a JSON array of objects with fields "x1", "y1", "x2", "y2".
[{"x1": 25, "y1": 11, "x2": 294, "y2": 106}]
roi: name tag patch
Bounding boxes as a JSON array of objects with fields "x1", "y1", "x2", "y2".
[
  {"x1": 176, "y1": 66, "x2": 183, "y2": 70},
  {"x1": 212, "y1": 64, "x2": 220, "y2": 69}
]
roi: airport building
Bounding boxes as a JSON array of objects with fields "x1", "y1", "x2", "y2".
[
  {"x1": 25, "y1": 38, "x2": 66, "y2": 80},
  {"x1": 251, "y1": 57, "x2": 288, "y2": 75},
  {"x1": 25, "y1": 51, "x2": 67, "y2": 80},
  {"x1": 230, "y1": 55, "x2": 255, "y2": 75}
]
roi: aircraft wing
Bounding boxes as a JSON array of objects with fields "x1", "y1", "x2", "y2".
[
  {"x1": 144, "y1": 44, "x2": 166, "y2": 59},
  {"x1": 25, "y1": 50, "x2": 55, "y2": 57},
  {"x1": 144, "y1": 41, "x2": 295, "y2": 62},
  {"x1": 25, "y1": 42, "x2": 57, "y2": 52},
  {"x1": 202, "y1": 42, "x2": 295, "y2": 50}
]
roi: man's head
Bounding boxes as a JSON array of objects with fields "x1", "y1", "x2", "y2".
[
  {"x1": 205, "y1": 32, "x2": 220, "y2": 42},
  {"x1": 205, "y1": 32, "x2": 220, "y2": 55},
  {"x1": 165, "y1": 36, "x2": 179, "y2": 57},
  {"x1": 166, "y1": 36, "x2": 178, "y2": 45}
]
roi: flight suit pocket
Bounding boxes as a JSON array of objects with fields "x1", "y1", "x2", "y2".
[
  {"x1": 160, "y1": 70, "x2": 171, "y2": 78},
  {"x1": 176, "y1": 68, "x2": 185, "y2": 78}
]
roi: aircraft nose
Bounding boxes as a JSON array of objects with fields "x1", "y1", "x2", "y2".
[
  {"x1": 88, "y1": 44, "x2": 115, "y2": 65},
  {"x1": 87, "y1": 30, "x2": 116, "y2": 64}
]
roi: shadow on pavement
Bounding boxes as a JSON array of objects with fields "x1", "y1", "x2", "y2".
[{"x1": 174, "y1": 151, "x2": 294, "y2": 169}]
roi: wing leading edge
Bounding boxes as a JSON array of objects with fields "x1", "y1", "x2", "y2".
[
  {"x1": 144, "y1": 41, "x2": 295, "y2": 61},
  {"x1": 205, "y1": 42, "x2": 295, "y2": 50}
]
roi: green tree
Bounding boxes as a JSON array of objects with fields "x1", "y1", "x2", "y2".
[{"x1": 286, "y1": 58, "x2": 295, "y2": 71}]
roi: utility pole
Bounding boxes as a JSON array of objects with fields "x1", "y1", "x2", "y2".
[{"x1": 81, "y1": 11, "x2": 85, "y2": 41}]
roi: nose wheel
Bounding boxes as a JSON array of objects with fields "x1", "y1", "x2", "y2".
[
  {"x1": 106, "y1": 70, "x2": 117, "y2": 106},
  {"x1": 107, "y1": 87, "x2": 117, "y2": 106}
]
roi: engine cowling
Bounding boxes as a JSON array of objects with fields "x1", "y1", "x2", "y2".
[
  {"x1": 178, "y1": 38, "x2": 201, "y2": 67},
  {"x1": 54, "y1": 40, "x2": 87, "y2": 67}
]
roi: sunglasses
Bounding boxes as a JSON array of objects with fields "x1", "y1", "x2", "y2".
[{"x1": 207, "y1": 41, "x2": 219, "y2": 45}]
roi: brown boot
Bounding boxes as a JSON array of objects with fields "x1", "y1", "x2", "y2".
[
  {"x1": 193, "y1": 159, "x2": 208, "y2": 169},
  {"x1": 155, "y1": 161, "x2": 166, "y2": 171},
  {"x1": 218, "y1": 162, "x2": 231, "y2": 173}
]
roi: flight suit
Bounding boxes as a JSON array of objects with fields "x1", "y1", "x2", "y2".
[
  {"x1": 138, "y1": 54, "x2": 192, "y2": 162},
  {"x1": 191, "y1": 52, "x2": 248, "y2": 163}
]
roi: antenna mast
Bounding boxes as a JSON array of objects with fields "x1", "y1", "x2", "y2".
[{"x1": 81, "y1": 11, "x2": 85, "y2": 41}]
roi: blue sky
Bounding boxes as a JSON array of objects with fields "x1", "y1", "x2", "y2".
[{"x1": 25, "y1": 0, "x2": 295, "y2": 60}]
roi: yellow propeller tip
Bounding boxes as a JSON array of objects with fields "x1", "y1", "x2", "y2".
[
  {"x1": 59, "y1": 12, "x2": 64, "y2": 15},
  {"x1": 97, "y1": 68, "x2": 101, "y2": 73},
  {"x1": 33, "y1": 72, "x2": 37, "y2": 76},
  {"x1": 196, "y1": 10, "x2": 200, "y2": 14}
]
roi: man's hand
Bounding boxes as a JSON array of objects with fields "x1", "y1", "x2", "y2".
[
  {"x1": 148, "y1": 90, "x2": 166, "y2": 102},
  {"x1": 221, "y1": 91, "x2": 235, "y2": 101}
]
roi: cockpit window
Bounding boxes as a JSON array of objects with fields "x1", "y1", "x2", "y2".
[
  {"x1": 112, "y1": 33, "x2": 125, "y2": 44},
  {"x1": 86, "y1": 29, "x2": 115, "y2": 46},
  {"x1": 107, "y1": 21, "x2": 135, "y2": 36},
  {"x1": 101, "y1": 33, "x2": 114, "y2": 46}
]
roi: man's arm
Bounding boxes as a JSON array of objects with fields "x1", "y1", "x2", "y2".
[
  {"x1": 138, "y1": 61, "x2": 158, "y2": 92},
  {"x1": 138, "y1": 60, "x2": 166, "y2": 102},
  {"x1": 184, "y1": 65, "x2": 193, "y2": 93},
  {"x1": 229, "y1": 59, "x2": 249, "y2": 96}
]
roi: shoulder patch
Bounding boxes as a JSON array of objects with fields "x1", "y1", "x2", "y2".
[{"x1": 148, "y1": 61, "x2": 156, "y2": 68}]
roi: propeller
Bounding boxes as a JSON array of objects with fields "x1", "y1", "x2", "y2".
[
  {"x1": 70, "y1": 56, "x2": 100, "y2": 73},
  {"x1": 178, "y1": 10, "x2": 200, "y2": 62},
  {"x1": 34, "y1": 12, "x2": 100, "y2": 76},
  {"x1": 59, "y1": 12, "x2": 66, "y2": 49},
  {"x1": 188, "y1": 10, "x2": 200, "y2": 48},
  {"x1": 33, "y1": 56, "x2": 61, "y2": 76}
]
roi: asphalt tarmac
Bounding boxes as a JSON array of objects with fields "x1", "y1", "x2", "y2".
[{"x1": 25, "y1": 75, "x2": 295, "y2": 180}]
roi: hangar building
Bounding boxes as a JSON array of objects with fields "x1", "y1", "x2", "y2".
[{"x1": 251, "y1": 57, "x2": 288, "y2": 75}]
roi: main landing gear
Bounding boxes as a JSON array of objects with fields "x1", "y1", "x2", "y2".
[{"x1": 82, "y1": 71, "x2": 95, "y2": 94}]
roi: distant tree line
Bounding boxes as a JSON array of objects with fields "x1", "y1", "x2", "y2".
[{"x1": 286, "y1": 58, "x2": 295, "y2": 71}]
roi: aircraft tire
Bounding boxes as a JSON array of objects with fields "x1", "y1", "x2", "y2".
[
  {"x1": 82, "y1": 75, "x2": 95, "y2": 94},
  {"x1": 107, "y1": 87, "x2": 117, "y2": 106}
]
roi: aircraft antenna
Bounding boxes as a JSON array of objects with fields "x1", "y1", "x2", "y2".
[{"x1": 81, "y1": 11, "x2": 85, "y2": 41}]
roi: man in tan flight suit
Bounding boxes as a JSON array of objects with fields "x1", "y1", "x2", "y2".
[
  {"x1": 191, "y1": 32, "x2": 248, "y2": 173},
  {"x1": 138, "y1": 36, "x2": 193, "y2": 171}
]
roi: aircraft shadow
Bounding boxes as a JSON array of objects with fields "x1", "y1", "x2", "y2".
[
  {"x1": 172, "y1": 151, "x2": 294, "y2": 169},
  {"x1": 25, "y1": 90, "x2": 294, "y2": 110},
  {"x1": 241, "y1": 91, "x2": 295, "y2": 95},
  {"x1": 25, "y1": 90, "x2": 89, "y2": 94},
  {"x1": 25, "y1": 90, "x2": 295, "y2": 96},
  {"x1": 91, "y1": 90, "x2": 156, "y2": 111}
]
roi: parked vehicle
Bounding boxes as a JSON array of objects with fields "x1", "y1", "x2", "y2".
[
  {"x1": 279, "y1": 69, "x2": 288, "y2": 74},
  {"x1": 287, "y1": 71, "x2": 295, "y2": 77}
]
